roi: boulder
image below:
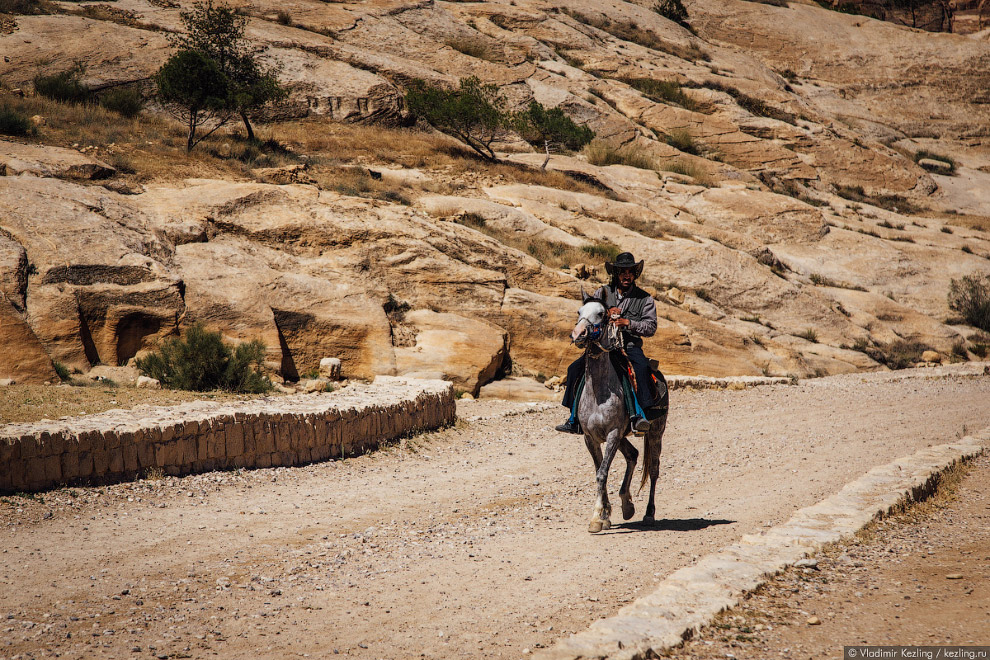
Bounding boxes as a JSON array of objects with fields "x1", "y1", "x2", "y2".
[
  {"x1": 136, "y1": 375, "x2": 161, "y2": 389},
  {"x1": 479, "y1": 376, "x2": 560, "y2": 402},
  {"x1": 0, "y1": 140, "x2": 115, "y2": 180},
  {"x1": 394, "y1": 310, "x2": 508, "y2": 397},
  {"x1": 921, "y1": 350, "x2": 941, "y2": 363},
  {"x1": 319, "y1": 357, "x2": 342, "y2": 380}
]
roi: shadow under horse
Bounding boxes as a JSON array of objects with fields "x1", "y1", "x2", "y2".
[{"x1": 570, "y1": 293, "x2": 669, "y2": 534}]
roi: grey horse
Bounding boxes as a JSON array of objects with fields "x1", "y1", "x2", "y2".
[{"x1": 570, "y1": 293, "x2": 667, "y2": 533}]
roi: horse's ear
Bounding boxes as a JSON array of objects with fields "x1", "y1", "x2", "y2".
[{"x1": 581, "y1": 288, "x2": 589, "y2": 303}]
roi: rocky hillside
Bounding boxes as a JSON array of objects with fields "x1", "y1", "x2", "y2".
[{"x1": 2, "y1": 0, "x2": 989, "y2": 393}]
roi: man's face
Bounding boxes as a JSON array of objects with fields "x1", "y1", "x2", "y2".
[{"x1": 616, "y1": 267, "x2": 636, "y2": 290}]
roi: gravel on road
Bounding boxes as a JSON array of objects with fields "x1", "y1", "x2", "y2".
[{"x1": 1, "y1": 368, "x2": 988, "y2": 659}]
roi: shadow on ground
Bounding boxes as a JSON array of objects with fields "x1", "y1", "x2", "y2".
[{"x1": 608, "y1": 518, "x2": 736, "y2": 534}]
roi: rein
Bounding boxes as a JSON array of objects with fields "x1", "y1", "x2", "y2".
[{"x1": 583, "y1": 320, "x2": 640, "y2": 396}]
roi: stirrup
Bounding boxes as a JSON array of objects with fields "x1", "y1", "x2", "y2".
[
  {"x1": 555, "y1": 420, "x2": 582, "y2": 434},
  {"x1": 631, "y1": 416, "x2": 650, "y2": 435}
]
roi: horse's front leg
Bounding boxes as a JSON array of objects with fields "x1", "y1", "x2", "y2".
[
  {"x1": 589, "y1": 429, "x2": 622, "y2": 534},
  {"x1": 618, "y1": 436, "x2": 638, "y2": 521}
]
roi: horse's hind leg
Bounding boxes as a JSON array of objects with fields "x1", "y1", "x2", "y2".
[
  {"x1": 644, "y1": 414, "x2": 667, "y2": 523},
  {"x1": 589, "y1": 430, "x2": 622, "y2": 534},
  {"x1": 618, "y1": 436, "x2": 638, "y2": 521}
]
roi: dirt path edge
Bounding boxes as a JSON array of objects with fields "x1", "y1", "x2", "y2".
[{"x1": 535, "y1": 427, "x2": 990, "y2": 660}]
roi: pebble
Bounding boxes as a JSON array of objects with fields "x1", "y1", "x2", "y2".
[
  {"x1": 806, "y1": 616, "x2": 821, "y2": 625},
  {"x1": 946, "y1": 573, "x2": 964, "y2": 579},
  {"x1": 794, "y1": 558, "x2": 818, "y2": 569}
]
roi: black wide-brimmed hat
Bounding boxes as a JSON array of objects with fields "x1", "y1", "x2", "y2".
[{"x1": 604, "y1": 252, "x2": 644, "y2": 278}]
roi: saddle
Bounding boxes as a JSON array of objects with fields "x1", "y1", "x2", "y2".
[{"x1": 606, "y1": 351, "x2": 668, "y2": 417}]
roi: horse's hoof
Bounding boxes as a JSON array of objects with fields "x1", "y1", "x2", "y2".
[
  {"x1": 622, "y1": 500, "x2": 635, "y2": 521},
  {"x1": 643, "y1": 514, "x2": 655, "y2": 525},
  {"x1": 588, "y1": 520, "x2": 603, "y2": 534}
]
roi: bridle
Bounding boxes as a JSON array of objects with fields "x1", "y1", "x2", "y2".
[{"x1": 575, "y1": 315, "x2": 621, "y2": 357}]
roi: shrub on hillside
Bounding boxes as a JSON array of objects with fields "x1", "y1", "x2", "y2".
[
  {"x1": 136, "y1": 323, "x2": 272, "y2": 393},
  {"x1": 0, "y1": 104, "x2": 33, "y2": 136},
  {"x1": 652, "y1": 0, "x2": 689, "y2": 26},
  {"x1": 98, "y1": 86, "x2": 144, "y2": 117},
  {"x1": 34, "y1": 65, "x2": 91, "y2": 104},
  {"x1": 948, "y1": 273, "x2": 990, "y2": 332}
]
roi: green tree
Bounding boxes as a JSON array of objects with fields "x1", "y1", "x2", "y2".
[
  {"x1": 170, "y1": 0, "x2": 285, "y2": 141},
  {"x1": 405, "y1": 76, "x2": 508, "y2": 161},
  {"x1": 513, "y1": 100, "x2": 594, "y2": 168},
  {"x1": 155, "y1": 49, "x2": 234, "y2": 152}
]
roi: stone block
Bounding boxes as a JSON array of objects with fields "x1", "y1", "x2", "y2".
[
  {"x1": 161, "y1": 424, "x2": 177, "y2": 444},
  {"x1": 179, "y1": 436, "x2": 197, "y2": 464},
  {"x1": 123, "y1": 444, "x2": 139, "y2": 472},
  {"x1": 226, "y1": 424, "x2": 245, "y2": 457},
  {"x1": 256, "y1": 425, "x2": 275, "y2": 454},
  {"x1": 77, "y1": 451, "x2": 94, "y2": 478},
  {"x1": 137, "y1": 437, "x2": 156, "y2": 468},
  {"x1": 319, "y1": 357, "x2": 341, "y2": 380},
  {"x1": 108, "y1": 448, "x2": 124, "y2": 474},
  {"x1": 20, "y1": 435, "x2": 39, "y2": 459},
  {"x1": 92, "y1": 450, "x2": 110, "y2": 475},
  {"x1": 43, "y1": 454, "x2": 62, "y2": 482},
  {"x1": 103, "y1": 430, "x2": 120, "y2": 450},
  {"x1": 162, "y1": 441, "x2": 180, "y2": 467},
  {"x1": 1, "y1": 439, "x2": 21, "y2": 464},
  {"x1": 7, "y1": 463, "x2": 27, "y2": 491},
  {"x1": 207, "y1": 430, "x2": 225, "y2": 459},
  {"x1": 61, "y1": 452, "x2": 80, "y2": 480},
  {"x1": 26, "y1": 457, "x2": 47, "y2": 487},
  {"x1": 37, "y1": 431, "x2": 54, "y2": 457},
  {"x1": 257, "y1": 453, "x2": 272, "y2": 468},
  {"x1": 118, "y1": 430, "x2": 134, "y2": 450},
  {"x1": 76, "y1": 430, "x2": 95, "y2": 453},
  {"x1": 242, "y1": 424, "x2": 256, "y2": 455},
  {"x1": 232, "y1": 454, "x2": 252, "y2": 469},
  {"x1": 197, "y1": 434, "x2": 209, "y2": 461}
]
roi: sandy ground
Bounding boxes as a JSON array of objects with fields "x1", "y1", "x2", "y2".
[
  {"x1": 667, "y1": 453, "x2": 990, "y2": 659},
  {"x1": 1, "y1": 368, "x2": 989, "y2": 660}
]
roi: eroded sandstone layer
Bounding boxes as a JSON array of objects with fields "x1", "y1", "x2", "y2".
[{"x1": 1, "y1": 0, "x2": 989, "y2": 388}]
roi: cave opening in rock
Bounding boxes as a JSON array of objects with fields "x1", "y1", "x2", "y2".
[{"x1": 115, "y1": 313, "x2": 161, "y2": 365}]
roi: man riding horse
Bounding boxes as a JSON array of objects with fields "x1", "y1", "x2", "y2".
[{"x1": 556, "y1": 251, "x2": 661, "y2": 435}]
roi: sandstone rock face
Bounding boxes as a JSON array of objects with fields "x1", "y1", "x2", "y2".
[
  {"x1": 395, "y1": 309, "x2": 508, "y2": 397},
  {"x1": 1, "y1": 177, "x2": 182, "y2": 370},
  {"x1": 1, "y1": 140, "x2": 115, "y2": 180},
  {"x1": 0, "y1": 299, "x2": 56, "y2": 384},
  {"x1": 2, "y1": 0, "x2": 989, "y2": 386}
]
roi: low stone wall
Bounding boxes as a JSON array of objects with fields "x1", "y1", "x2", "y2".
[
  {"x1": 666, "y1": 375, "x2": 792, "y2": 390},
  {"x1": 0, "y1": 377, "x2": 455, "y2": 494}
]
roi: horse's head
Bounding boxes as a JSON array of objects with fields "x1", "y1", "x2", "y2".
[{"x1": 571, "y1": 296, "x2": 607, "y2": 348}]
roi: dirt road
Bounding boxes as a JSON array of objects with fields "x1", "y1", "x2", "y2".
[{"x1": 2, "y1": 368, "x2": 989, "y2": 660}]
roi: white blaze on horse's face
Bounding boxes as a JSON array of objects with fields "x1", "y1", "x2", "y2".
[{"x1": 572, "y1": 301, "x2": 606, "y2": 342}]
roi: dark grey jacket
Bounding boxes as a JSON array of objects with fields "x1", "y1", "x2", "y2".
[{"x1": 594, "y1": 283, "x2": 657, "y2": 348}]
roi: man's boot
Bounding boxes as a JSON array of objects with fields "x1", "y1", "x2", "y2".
[
  {"x1": 630, "y1": 415, "x2": 650, "y2": 434},
  {"x1": 555, "y1": 418, "x2": 582, "y2": 434}
]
